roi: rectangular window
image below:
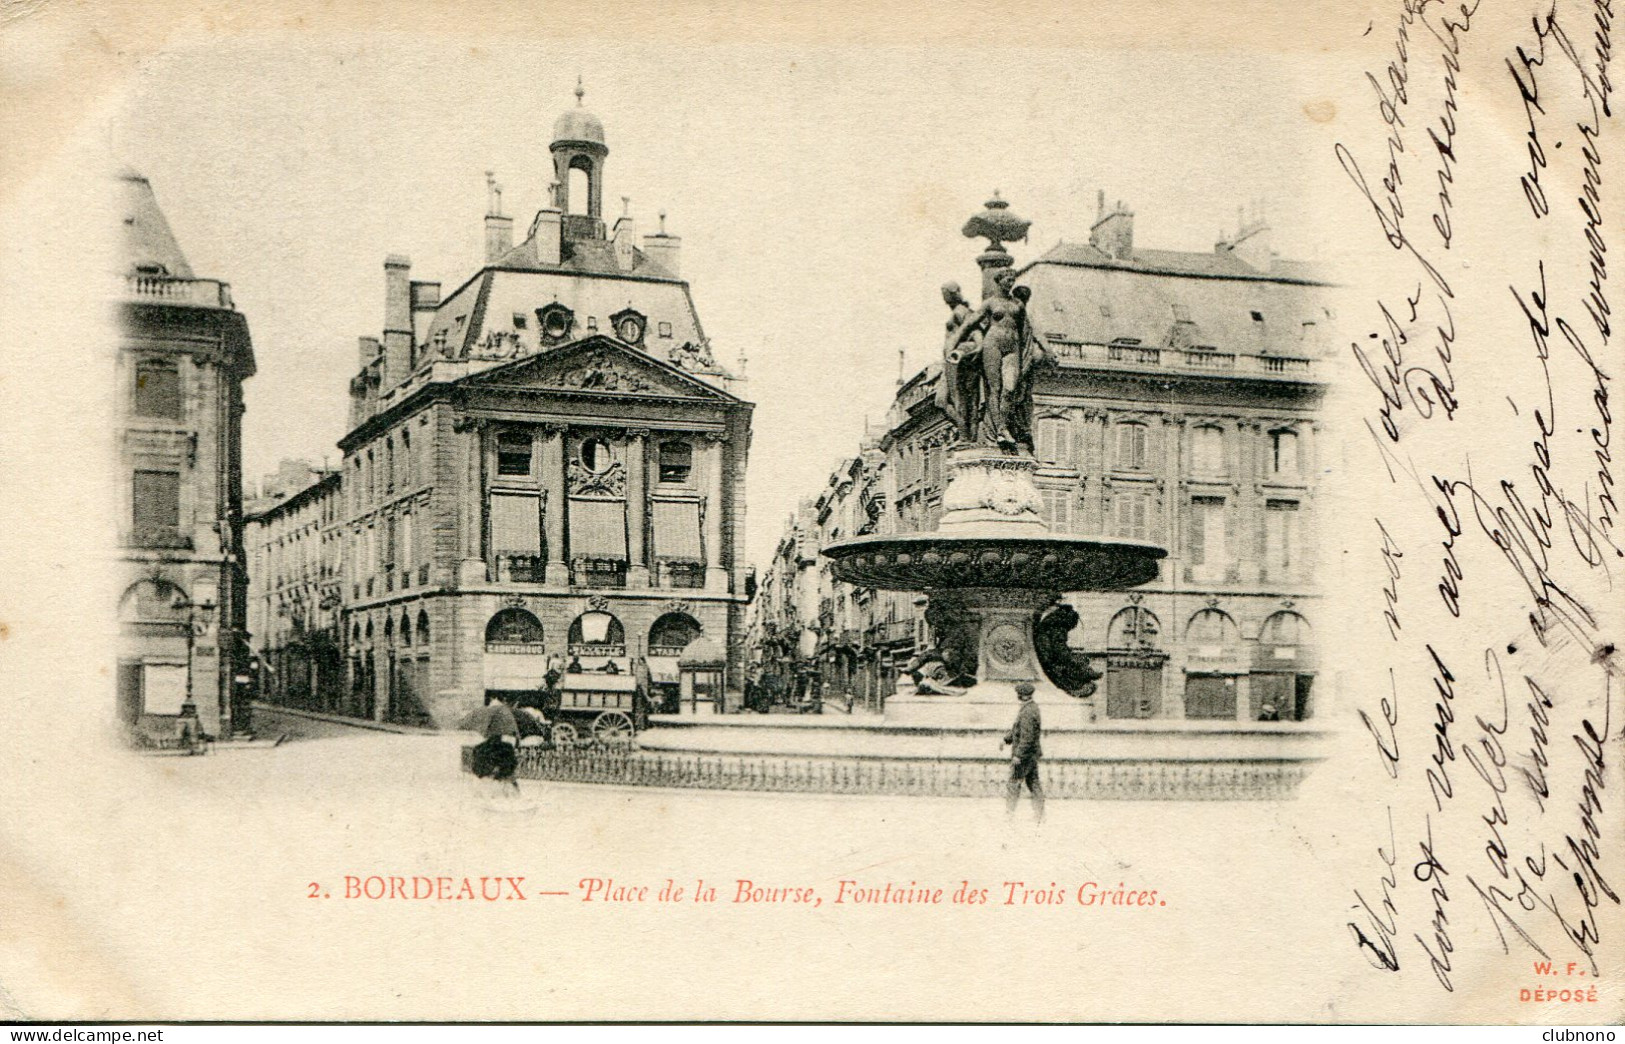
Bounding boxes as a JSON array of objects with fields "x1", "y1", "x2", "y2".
[
  {"x1": 496, "y1": 431, "x2": 533, "y2": 477},
  {"x1": 1036, "y1": 418, "x2": 1075, "y2": 467},
  {"x1": 1191, "y1": 426, "x2": 1224, "y2": 475},
  {"x1": 132, "y1": 470, "x2": 181, "y2": 544},
  {"x1": 658, "y1": 440, "x2": 693, "y2": 483},
  {"x1": 1042, "y1": 488, "x2": 1074, "y2": 533},
  {"x1": 1112, "y1": 492, "x2": 1148, "y2": 540},
  {"x1": 1272, "y1": 430, "x2": 1300, "y2": 476},
  {"x1": 1115, "y1": 423, "x2": 1149, "y2": 470},
  {"x1": 134, "y1": 360, "x2": 182, "y2": 419},
  {"x1": 399, "y1": 510, "x2": 413, "y2": 571},
  {"x1": 1266, "y1": 500, "x2": 1299, "y2": 574},
  {"x1": 586, "y1": 317, "x2": 599, "y2": 333},
  {"x1": 658, "y1": 321, "x2": 673, "y2": 339},
  {"x1": 1190, "y1": 496, "x2": 1227, "y2": 581},
  {"x1": 490, "y1": 492, "x2": 542, "y2": 555}
]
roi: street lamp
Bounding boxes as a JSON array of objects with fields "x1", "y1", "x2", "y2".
[{"x1": 169, "y1": 589, "x2": 217, "y2": 725}]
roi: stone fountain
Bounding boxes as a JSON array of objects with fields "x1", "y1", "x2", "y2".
[{"x1": 822, "y1": 195, "x2": 1167, "y2": 728}]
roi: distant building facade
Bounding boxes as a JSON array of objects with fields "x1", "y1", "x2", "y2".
[
  {"x1": 245, "y1": 468, "x2": 343, "y2": 712},
  {"x1": 116, "y1": 170, "x2": 257, "y2": 739},
  {"x1": 247, "y1": 88, "x2": 754, "y2": 727},
  {"x1": 748, "y1": 198, "x2": 1329, "y2": 722}
]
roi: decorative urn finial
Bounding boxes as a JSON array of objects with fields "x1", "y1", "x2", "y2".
[{"x1": 961, "y1": 191, "x2": 1031, "y2": 252}]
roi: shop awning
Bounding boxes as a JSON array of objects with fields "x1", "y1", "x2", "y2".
[
  {"x1": 569, "y1": 498, "x2": 627, "y2": 559},
  {"x1": 651, "y1": 499, "x2": 703, "y2": 561},
  {"x1": 490, "y1": 491, "x2": 542, "y2": 555}
]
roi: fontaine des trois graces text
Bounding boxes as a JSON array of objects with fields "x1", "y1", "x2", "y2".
[{"x1": 320, "y1": 874, "x2": 1168, "y2": 909}]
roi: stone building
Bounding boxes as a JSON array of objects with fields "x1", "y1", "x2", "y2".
[
  {"x1": 248, "y1": 87, "x2": 754, "y2": 727},
  {"x1": 116, "y1": 169, "x2": 257, "y2": 739},
  {"x1": 749, "y1": 197, "x2": 1329, "y2": 723},
  {"x1": 245, "y1": 468, "x2": 343, "y2": 711}
]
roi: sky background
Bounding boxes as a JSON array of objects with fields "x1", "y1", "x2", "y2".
[{"x1": 113, "y1": 38, "x2": 1341, "y2": 568}]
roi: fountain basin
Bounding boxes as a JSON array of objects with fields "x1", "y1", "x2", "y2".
[{"x1": 823, "y1": 531, "x2": 1165, "y2": 591}]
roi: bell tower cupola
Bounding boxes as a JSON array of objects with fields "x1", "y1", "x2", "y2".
[{"x1": 550, "y1": 77, "x2": 609, "y2": 241}]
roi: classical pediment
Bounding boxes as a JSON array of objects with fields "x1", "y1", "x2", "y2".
[{"x1": 458, "y1": 334, "x2": 739, "y2": 402}]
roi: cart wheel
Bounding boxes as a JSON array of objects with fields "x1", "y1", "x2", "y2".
[
  {"x1": 593, "y1": 711, "x2": 635, "y2": 747},
  {"x1": 549, "y1": 721, "x2": 580, "y2": 750}
]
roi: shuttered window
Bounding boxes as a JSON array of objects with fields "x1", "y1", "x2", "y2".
[
  {"x1": 1113, "y1": 492, "x2": 1148, "y2": 540},
  {"x1": 1036, "y1": 418, "x2": 1075, "y2": 467}
]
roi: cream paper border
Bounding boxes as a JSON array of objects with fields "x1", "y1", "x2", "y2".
[{"x1": 0, "y1": 0, "x2": 1621, "y2": 1024}]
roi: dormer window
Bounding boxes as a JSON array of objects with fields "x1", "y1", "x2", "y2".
[
  {"x1": 536, "y1": 303, "x2": 575, "y2": 345},
  {"x1": 610, "y1": 308, "x2": 647, "y2": 346}
]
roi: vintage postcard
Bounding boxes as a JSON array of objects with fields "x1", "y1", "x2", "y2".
[{"x1": 0, "y1": 0, "x2": 1620, "y2": 1025}]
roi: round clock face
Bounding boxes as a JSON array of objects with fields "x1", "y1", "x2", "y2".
[{"x1": 617, "y1": 316, "x2": 644, "y2": 343}]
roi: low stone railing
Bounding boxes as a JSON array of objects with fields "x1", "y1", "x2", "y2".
[{"x1": 464, "y1": 744, "x2": 1316, "y2": 800}]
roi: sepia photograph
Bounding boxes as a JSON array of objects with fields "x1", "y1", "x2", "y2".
[{"x1": 0, "y1": 0, "x2": 1620, "y2": 1026}]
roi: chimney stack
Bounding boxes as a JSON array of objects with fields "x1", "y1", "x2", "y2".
[
  {"x1": 410, "y1": 281, "x2": 441, "y2": 348},
  {"x1": 484, "y1": 171, "x2": 513, "y2": 263},
  {"x1": 1088, "y1": 199, "x2": 1134, "y2": 260},
  {"x1": 611, "y1": 195, "x2": 637, "y2": 273},
  {"x1": 533, "y1": 185, "x2": 562, "y2": 266},
  {"x1": 1225, "y1": 199, "x2": 1272, "y2": 271},
  {"x1": 382, "y1": 255, "x2": 412, "y2": 387},
  {"x1": 642, "y1": 209, "x2": 682, "y2": 278}
]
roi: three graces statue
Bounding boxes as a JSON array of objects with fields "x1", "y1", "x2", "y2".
[{"x1": 937, "y1": 268, "x2": 1051, "y2": 452}]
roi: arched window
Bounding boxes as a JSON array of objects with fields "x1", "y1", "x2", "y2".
[
  {"x1": 1259, "y1": 611, "x2": 1310, "y2": 646},
  {"x1": 648, "y1": 612, "x2": 702, "y2": 656},
  {"x1": 384, "y1": 437, "x2": 395, "y2": 493},
  {"x1": 399, "y1": 611, "x2": 412, "y2": 647},
  {"x1": 364, "y1": 619, "x2": 374, "y2": 644},
  {"x1": 485, "y1": 608, "x2": 544, "y2": 645},
  {"x1": 417, "y1": 609, "x2": 431, "y2": 646},
  {"x1": 567, "y1": 166, "x2": 591, "y2": 216},
  {"x1": 1191, "y1": 425, "x2": 1225, "y2": 475},
  {"x1": 118, "y1": 578, "x2": 189, "y2": 624},
  {"x1": 658, "y1": 440, "x2": 692, "y2": 484},
  {"x1": 568, "y1": 611, "x2": 624, "y2": 647},
  {"x1": 383, "y1": 616, "x2": 394, "y2": 646},
  {"x1": 1185, "y1": 608, "x2": 1239, "y2": 645},
  {"x1": 1106, "y1": 606, "x2": 1160, "y2": 650}
]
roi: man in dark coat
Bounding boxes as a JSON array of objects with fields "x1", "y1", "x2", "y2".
[{"x1": 1002, "y1": 681, "x2": 1045, "y2": 823}]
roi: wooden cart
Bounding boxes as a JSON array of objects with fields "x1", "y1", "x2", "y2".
[{"x1": 551, "y1": 673, "x2": 640, "y2": 748}]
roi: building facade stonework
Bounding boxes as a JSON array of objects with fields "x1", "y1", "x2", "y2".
[
  {"x1": 116, "y1": 170, "x2": 257, "y2": 740},
  {"x1": 248, "y1": 90, "x2": 753, "y2": 728},
  {"x1": 748, "y1": 200, "x2": 1329, "y2": 723}
]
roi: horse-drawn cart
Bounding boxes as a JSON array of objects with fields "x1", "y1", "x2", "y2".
[{"x1": 550, "y1": 673, "x2": 640, "y2": 748}]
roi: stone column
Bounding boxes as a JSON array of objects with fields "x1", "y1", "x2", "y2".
[
  {"x1": 541, "y1": 424, "x2": 569, "y2": 587},
  {"x1": 626, "y1": 428, "x2": 650, "y2": 588},
  {"x1": 703, "y1": 431, "x2": 728, "y2": 592},
  {"x1": 455, "y1": 418, "x2": 487, "y2": 585}
]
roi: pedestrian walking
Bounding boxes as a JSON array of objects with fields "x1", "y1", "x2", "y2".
[{"x1": 1001, "y1": 681, "x2": 1044, "y2": 823}]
